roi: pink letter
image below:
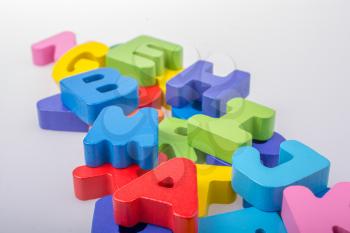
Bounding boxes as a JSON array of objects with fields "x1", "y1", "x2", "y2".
[
  {"x1": 31, "y1": 31, "x2": 76, "y2": 66},
  {"x1": 282, "y1": 182, "x2": 350, "y2": 233}
]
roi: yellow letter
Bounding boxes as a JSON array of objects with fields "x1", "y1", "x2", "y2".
[
  {"x1": 52, "y1": 42, "x2": 109, "y2": 84},
  {"x1": 196, "y1": 164, "x2": 236, "y2": 217}
]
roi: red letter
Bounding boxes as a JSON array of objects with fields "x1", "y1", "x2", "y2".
[{"x1": 113, "y1": 158, "x2": 198, "y2": 233}]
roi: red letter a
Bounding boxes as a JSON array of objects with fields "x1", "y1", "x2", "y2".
[{"x1": 113, "y1": 158, "x2": 198, "y2": 233}]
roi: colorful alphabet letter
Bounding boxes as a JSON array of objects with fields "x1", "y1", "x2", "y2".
[
  {"x1": 84, "y1": 106, "x2": 158, "y2": 170},
  {"x1": 106, "y1": 35, "x2": 183, "y2": 86},
  {"x1": 52, "y1": 41, "x2": 108, "y2": 83},
  {"x1": 196, "y1": 164, "x2": 236, "y2": 217},
  {"x1": 92, "y1": 195, "x2": 171, "y2": 233},
  {"x1": 31, "y1": 31, "x2": 76, "y2": 66},
  {"x1": 113, "y1": 158, "x2": 198, "y2": 233},
  {"x1": 232, "y1": 140, "x2": 330, "y2": 211},
  {"x1": 281, "y1": 183, "x2": 350, "y2": 233},
  {"x1": 188, "y1": 98, "x2": 275, "y2": 163},
  {"x1": 60, "y1": 68, "x2": 138, "y2": 124},
  {"x1": 36, "y1": 94, "x2": 88, "y2": 132},
  {"x1": 166, "y1": 60, "x2": 250, "y2": 117},
  {"x1": 159, "y1": 117, "x2": 206, "y2": 163},
  {"x1": 199, "y1": 207, "x2": 287, "y2": 233}
]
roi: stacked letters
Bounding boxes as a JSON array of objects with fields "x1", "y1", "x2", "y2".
[{"x1": 32, "y1": 31, "x2": 350, "y2": 233}]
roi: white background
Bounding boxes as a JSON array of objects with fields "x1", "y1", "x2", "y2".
[{"x1": 1, "y1": 0, "x2": 350, "y2": 232}]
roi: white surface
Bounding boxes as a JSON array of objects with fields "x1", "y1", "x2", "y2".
[{"x1": 1, "y1": 0, "x2": 350, "y2": 232}]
